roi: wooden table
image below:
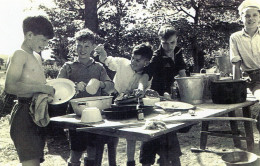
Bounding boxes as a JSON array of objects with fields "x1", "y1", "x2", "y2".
[{"x1": 50, "y1": 99, "x2": 258, "y2": 164}]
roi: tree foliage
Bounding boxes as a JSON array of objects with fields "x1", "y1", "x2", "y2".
[{"x1": 37, "y1": 0, "x2": 244, "y2": 71}]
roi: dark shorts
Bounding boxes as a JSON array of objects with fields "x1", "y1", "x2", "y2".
[
  {"x1": 69, "y1": 130, "x2": 118, "y2": 152},
  {"x1": 10, "y1": 98, "x2": 45, "y2": 163},
  {"x1": 139, "y1": 132, "x2": 182, "y2": 165}
]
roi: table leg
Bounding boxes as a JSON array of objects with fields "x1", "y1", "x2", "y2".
[
  {"x1": 126, "y1": 139, "x2": 136, "y2": 164},
  {"x1": 200, "y1": 121, "x2": 209, "y2": 150},
  {"x1": 242, "y1": 106, "x2": 254, "y2": 151},
  {"x1": 228, "y1": 111, "x2": 242, "y2": 148}
]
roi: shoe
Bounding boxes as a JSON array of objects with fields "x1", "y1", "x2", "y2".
[
  {"x1": 67, "y1": 161, "x2": 81, "y2": 166},
  {"x1": 84, "y1": 158, "x2": 95, "y2": 166}
]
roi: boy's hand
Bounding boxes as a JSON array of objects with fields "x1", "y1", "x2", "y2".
[
  {"x1": 76, "y1": 81, "x2": 86, "y2": 92},
  {"x1": 94, "y1": 44, "x2": 107, "y2": 63},
  {"x1": 44, "y1": 85, "x2": 55, "y2": 97}
]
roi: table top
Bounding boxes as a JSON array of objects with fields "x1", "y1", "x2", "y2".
[{"x1": 50, "y1": 99, "x2": 258, "y2": 141}]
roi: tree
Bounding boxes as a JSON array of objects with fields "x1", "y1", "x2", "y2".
[{"x1": 145, "y1": 0, "x2": 243, "y2": 72}]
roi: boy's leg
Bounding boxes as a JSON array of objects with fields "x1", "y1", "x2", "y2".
[
  {"x1": 139, "y1": 139, "x2": 159, "y2": 166},
  {"x1": 107, "y1": 137, "x2": 119, "y2": 166},
  {"x1": 22, "y1": 159, "x2": 40, "y2": 166},
  {"x1": 126, "y1": 139, "x2": 136, "y2": 166},
  {"x1": 67, "y1": 150, "x2": 82, "y2": 166}
]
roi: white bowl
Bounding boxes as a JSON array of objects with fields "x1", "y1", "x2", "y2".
[
  {"x1": 70, "y1": 96, "x2": 113, "y2": 116},
  {"x1": 81, "y1": 107, "x2": 103, "y2": 123},
  {"x1": 46, "y1": 78, "x2": 76, "y2": 105},
  {"x1": 142, "y1": 97, "x2": 160, "y2": 106}
]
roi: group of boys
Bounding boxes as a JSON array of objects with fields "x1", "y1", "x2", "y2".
[{"x1": 4, "y1": 0, "x2": 260, "y2": 165}]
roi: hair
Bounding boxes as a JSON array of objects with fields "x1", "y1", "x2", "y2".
[
  {"x1": 75, "y1": 28, "x2": 96, "y2": 43},
  {"x1": 158, "y1": 24, "x2": 178, "y2": 40},
  {"x1": 132, "y1": 43, "x2": 153, "y2": 60},
  {"x1": 23, "y1": 15, "x2": 54, "y2": 39}
]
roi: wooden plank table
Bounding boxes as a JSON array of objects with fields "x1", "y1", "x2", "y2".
[{"x1": 50, "y1": 99, "x2": 258, "y2": 164}]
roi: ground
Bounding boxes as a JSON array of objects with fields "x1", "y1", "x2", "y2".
[{"x1": 1, "y1": 71, "x2": 260, "y2": 166}]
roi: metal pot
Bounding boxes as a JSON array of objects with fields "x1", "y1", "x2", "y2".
[
  {"x1": 211, "y1": 80, "x2": 247, "y2": 104},
  {"x1": 102, "y1": 105, "x2": 153, "y2": 120},
  {"x1": 70, "y1": 96, "x2": 113, "y2": 116},
  {"x1": 221, "y1": 151, "x2": 258, "y2": 166}
]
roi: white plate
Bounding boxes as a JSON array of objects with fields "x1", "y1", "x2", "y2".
[
  {"x1": 155, "y1": 101, "x2": 195, "y2": 112},
  {"x1": 46, "y1": 78, "x2": 76, "y2": 105}
]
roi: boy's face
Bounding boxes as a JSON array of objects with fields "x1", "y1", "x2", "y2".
[
  {"x1": 241, "y1": 8, "x2": 260, "y2": 29},
  {"x1": 130, "y1": 54, "x2": 149, "y2": 72},
  {"x1": 160, "y1": 34, "x2": 178, "y2": 55},
  {"x1": 30, "y1": 34, "x2": 49, "y2": 53},
  {"x1": 76, "y1": 40, "x2": 95, "y2": 59}
]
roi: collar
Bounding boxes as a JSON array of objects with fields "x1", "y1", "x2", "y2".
[
  {"x1": 74, "y1": 57, "x2": 95, "y2": 67},
  {"x1": 158, "y1": 46, "x2": 182, "y2": 58},
  {"x1": 242, "y1": 27, "x2": 260, "y2": 37}
]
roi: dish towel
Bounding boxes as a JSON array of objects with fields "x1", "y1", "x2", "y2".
[{"x1": 29, "y1": 93, "x2": 50, "y2": 127}]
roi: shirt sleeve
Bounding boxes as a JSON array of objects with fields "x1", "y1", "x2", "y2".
[
  {"x1": 99, "y1": 66, "x2": 112, "y2": 82},
  {"x1": 105, "y1": 56, "x2": 125, "y2": 71},
  {"x1": 230, "y1": 34, "x2": 242, "y2": 63},
  {"x1": 143, "y1": 56, "x2": 158, "y2": 80},
  {"x1": 175, "y1": 49, "x2": 186, "y2": 71}
]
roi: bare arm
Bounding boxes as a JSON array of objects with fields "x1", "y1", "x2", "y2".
[
  {"x1": 5, "y1": 51, "x2": 54, "y2": 96},
  {"x1": 232, "y1": 61, "x2": 242, "y2": 80}
]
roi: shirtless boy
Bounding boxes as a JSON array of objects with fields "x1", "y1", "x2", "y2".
[{"x1": 5, "y1": 15, "x2": 55, "y2": 166}]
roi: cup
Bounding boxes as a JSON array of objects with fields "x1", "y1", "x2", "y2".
[{"x1": 85, "y1": 78, "x2": 100, "y2": 95}]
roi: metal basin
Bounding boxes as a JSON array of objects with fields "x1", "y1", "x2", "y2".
[{"x1": 222, "y1": 151, "x2": 258, "y2": 166}]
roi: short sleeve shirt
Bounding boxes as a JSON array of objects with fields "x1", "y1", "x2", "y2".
[
  {"x1": 57, "y1": 58, "x2": 111, "y2": 98},
  {"x1": 230, "y1": 27, "x2": 260, "y2": 72}
]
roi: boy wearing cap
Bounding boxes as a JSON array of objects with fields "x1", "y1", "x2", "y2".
[{"x1": 230, "y1": 0, "x2": 260, "y2": 138}]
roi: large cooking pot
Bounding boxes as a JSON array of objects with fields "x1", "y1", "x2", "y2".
[
  {"x1": 70, "y1": 96, "x2": 113, "y2": 116},
  {"x1": 211, "y1": 80, "x2": 247, "y2": 104},
  {"x1": 102, "y1": 105, "x2": 154, "y2": 120}
]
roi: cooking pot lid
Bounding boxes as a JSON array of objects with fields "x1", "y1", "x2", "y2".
[{"x1": 46, "y1": 78, "x2": 76, "y2": 105}]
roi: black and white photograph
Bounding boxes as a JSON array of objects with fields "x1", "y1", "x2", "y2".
[{"x1": 1, "y1": 0, "x2": 260, "y2": 165}]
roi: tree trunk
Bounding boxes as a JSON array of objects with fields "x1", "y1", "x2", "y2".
[{"x1": 84, "y1": 0, "x2": 98, "y2": 33}]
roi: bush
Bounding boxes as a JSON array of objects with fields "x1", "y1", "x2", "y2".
[{"x1": 43, "y1": 63, "x2": 61, "y2": 79}]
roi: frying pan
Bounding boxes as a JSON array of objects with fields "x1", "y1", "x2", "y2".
[{"x1": 102, "y1": 104, "x2": 154, "y2": 120}]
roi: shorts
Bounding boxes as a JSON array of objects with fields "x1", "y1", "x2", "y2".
[
  {"x1": 69, "y1": 130, "x2": 118, "y2": 152},
  {"x1": 10, "y1": 97, "x2": 45, "y2": 163},
  {"x1": 139, "y1": 132, "x2": 182, "y2": 165},
  {"x1": 246, "y1": 70, "x2": 260, "y2": 94}
]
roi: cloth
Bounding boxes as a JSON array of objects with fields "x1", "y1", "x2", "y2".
[
  {"x1": 57, "y1": 58, "x2": 112, "y2": 98},
  {"x1": 10, "y1": 97, "x2": 45, "y2": 163},
  {"x1": 139, "y1": 132, "x2": 182, "y2": 165},
  {"x1": 29, "y1": 93, "x2": 50, "y2": 127},
  {"x1": 230, "y1": 27, "x2": 260, "y2": 72},
  {"x1": 238, "y1": 0, "x2": 260, "y2": 15},
  {"x1": 105, "y1": 56, "x2": 150, "y2": 94},
  {"x1": 144, "y1": 46, "x2": 186, "y2": 95}
]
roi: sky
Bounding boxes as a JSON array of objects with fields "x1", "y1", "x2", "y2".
[{"x1": 0, "y1": 0, "x2": 55, "y2": 59}]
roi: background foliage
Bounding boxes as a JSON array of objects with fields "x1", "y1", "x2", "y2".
[{"x1": 33, "y1": 0, "x2": 245, "y2": 77}]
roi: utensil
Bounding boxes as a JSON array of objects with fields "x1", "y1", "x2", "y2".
[
  {"x1": 70, "y1": 96, "x2": 113, "y2": 116},
  {"x1": 102, "y1": 104, "x2": 153, "y2": 120},
  {"x1": 211, "y1": 80, "x2": 247, "y2": 104},
  {"x1": 221, "y1": 151, "x2": 258, "y2": 166},
  {"x1": 46, "y1": 78, "x2": 76, "y2": 105},
  {"x1": 81, "y1": 107, "x2": 103, "y2": 123},
  {"x1": 155, "y1": 101, "x2": 195, "y2": 112}
]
